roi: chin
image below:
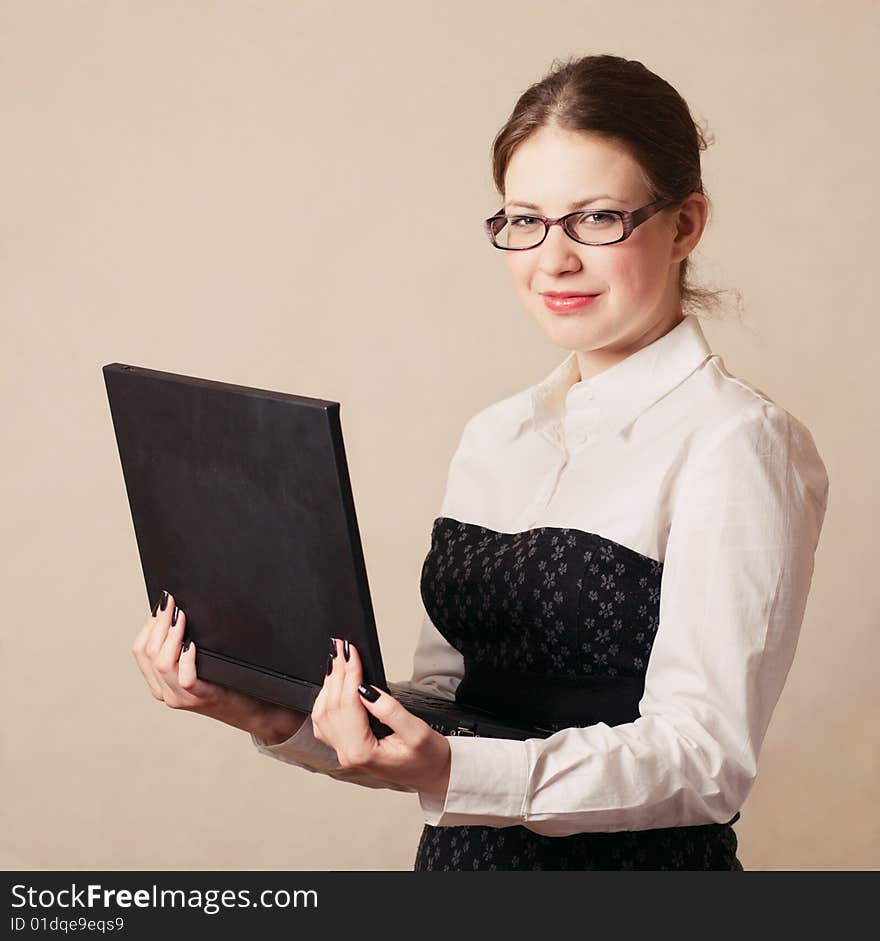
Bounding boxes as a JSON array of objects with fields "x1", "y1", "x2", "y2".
[{"x1": 534, "y1": 308, "x2": 607, "y2": 348}]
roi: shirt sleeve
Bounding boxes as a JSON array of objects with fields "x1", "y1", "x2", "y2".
[
  {"x1": 418, "y1": 402, "x2": 830, "y2": 834},
  {"x1": 250, "y1": 422, "x2": 472, "y2": 793}
]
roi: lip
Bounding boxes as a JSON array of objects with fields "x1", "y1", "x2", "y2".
[
  {"x1": 541, "y1": 291, "x2": 602, "y2": 313},
  {"x1": 540, "y1": 291, "x2": 601, "y2": 297}
]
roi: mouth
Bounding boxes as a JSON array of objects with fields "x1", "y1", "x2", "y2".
[{"x1": 540, "y1": 291, "x2": 602, "y2": 313}]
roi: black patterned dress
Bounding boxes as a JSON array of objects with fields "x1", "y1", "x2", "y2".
[{"x1": 413, "y1": 517, "x2": 743, "y2": 871}]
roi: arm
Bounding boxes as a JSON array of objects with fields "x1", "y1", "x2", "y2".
[{"x1": 417, "y1": 402, "x2": 831, "y2": 834}]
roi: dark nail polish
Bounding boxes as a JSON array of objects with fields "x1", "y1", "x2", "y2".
[
  {"x1": 329, "y1": 636, "x2": 337, "y2": 658},
  {"x1": 343, "y1": 639, "x2": 350, "y2": 662},
  {"x1": 326, "y1": 653, "x2": 334, "y2": 675},
  {"x1": 357, "y1": 684, "x2": 379, "y2": 702},
  {"x1": 159, "y1": 590, "x2": 169, "y2": 612},
  {"x1": 171, "y1": 605, "x2": 179, "y2": 627},
  {"x1": 181, "y1": 638, "x2": 191, "y2": 653},
  {"x1": 151, "y1": 600, "x2": 159, "y2": 617}
]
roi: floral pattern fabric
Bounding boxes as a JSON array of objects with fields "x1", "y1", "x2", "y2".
[{"x1": 413, "y1": 516, "x2": 743, "y2": 871}]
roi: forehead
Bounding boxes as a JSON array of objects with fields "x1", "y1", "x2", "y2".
[{"x1": 503, "y1": 126, "x2": 646, "y2": 207}]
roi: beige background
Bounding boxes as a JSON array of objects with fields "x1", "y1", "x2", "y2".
[{"x1": 2, "y1": 0, "x2": 876, "y2": 871}]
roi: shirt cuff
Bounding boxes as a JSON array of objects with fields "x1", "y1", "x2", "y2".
[
  {"x1": 418, "y1": 735, "x2": 529, "y2": 828},
  {"x1": 418, "y1": 789, "x2": 447, "y2": 824},
  {"x1": 250, "y1": 714, "x2": 342, "y2": 774}
]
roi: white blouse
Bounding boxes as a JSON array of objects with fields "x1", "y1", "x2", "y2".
[{"x1": 251, "y1": 314, "x2": 830, "y2": 837}]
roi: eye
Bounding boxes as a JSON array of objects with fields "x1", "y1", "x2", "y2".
[
  {"x1": 510, "y1": 215, "x2": 542, "y2": 229},
  {"x1": 579, "y1": 211, "x2": 617, "y2": 225}
]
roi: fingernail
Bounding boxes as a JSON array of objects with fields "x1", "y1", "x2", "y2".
[
  {"x1": 357, "y1": 684, "x2": 379, "y2": 702},
  {"x1": 151, "y1": 599, "x2": 159, "y2": 617},
  {"x1": 343, "y1": 639, "x2": 350, "y2": 662},
  {"x1": 182, "y1": 638, "x2": 191, "y2": 653},
  {"x1": 326, "y1": 653, "x2": 334, "y2": 675},
  {"x1": 329, "y1": 636, "x2": 337, "y2": 658},
  {"x1": 171, "y1": 605, "x2": 180, "y2": 627},
  {"x1": 159, "y1": 590, "x2": 169, "y2": 612}
]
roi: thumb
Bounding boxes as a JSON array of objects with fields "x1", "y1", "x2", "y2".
[{"x1": 357, "y1": 684, "x2": 423, "y2": 741}]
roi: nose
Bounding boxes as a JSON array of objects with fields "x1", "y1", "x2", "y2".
[{"x1": 535, "y1": 223, "x2": 584, "y2": 276}]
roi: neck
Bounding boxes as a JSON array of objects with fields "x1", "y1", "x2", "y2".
[{"x1": 575, "y1": 309, "x2": 685, "y2": 381}]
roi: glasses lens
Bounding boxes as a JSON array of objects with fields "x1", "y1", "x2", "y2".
[
  {"x1": 569, "y1": 211, "x2": 624, "y2": 245},
  {"x1": 489, "y1": 215, "x2": 545, "y2": 249}
]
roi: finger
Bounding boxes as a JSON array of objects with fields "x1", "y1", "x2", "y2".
[
  {"x1": 323, "y1": 640, "x2": 380, "y2": 765},
  {"x1": 156, "y1": 610, "x2": 219, "y2": 706},
  {"x1": 175, "y1": 638, "x2": 217, "y2": 701},
  {"x1": 132, "y1": 616, "x2": 164, "y2": 700},
  {"x1": 132, "y1": 614, "x2": 152, "y2": 658},
  {"x1": 145, "y1": 590, "x2": 175, "y2": 659},
  {"x1": 144, "y1": 591, "x2": 177, "y2": 701},
  {"x1": 177, "y1": 638, "x2": 198, "y2": 692},
  {"x1": 339, "y1": 638, "x2": 365, "y2": 706},
  {"x1": 310, "y1": 638, "x2": 337, "y2": 725},
  {"x1": 155, "y1": 603, "x2": 186, "y2": 680},
  {"x1": 311, "y1": 648, "x2": 331, "y2": 742},
  {"x1": 336, "y1": 641, "x2": 378, "y2": 743},
  {"x1": 323, "y1": 636, "x2": 345, "y2": 711},
  {"x1": 167, "y1": 638, "x2": 224, "y2": 712}
]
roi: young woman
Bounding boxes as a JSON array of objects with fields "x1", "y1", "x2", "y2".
[{"x1": 133, "y1": 54, "x2": 829, "y2": 871}]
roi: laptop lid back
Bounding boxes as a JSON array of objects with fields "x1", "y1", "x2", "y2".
[{"x1": 102, "y1": 362, "x2": 388, "y2": 713}]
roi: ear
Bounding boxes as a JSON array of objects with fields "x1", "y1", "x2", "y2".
[{"x1": 670, "y1": 192, "x2": 708, "y2": 263}]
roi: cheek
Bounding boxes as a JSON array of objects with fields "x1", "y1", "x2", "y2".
[
  {"x1": 601, "y1": 247, "x2": 659, "y2": 297},
  {"x1": 505, "y1": 254, "x2": 534, "y2": 290}
]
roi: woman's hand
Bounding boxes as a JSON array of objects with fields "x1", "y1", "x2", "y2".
[
  {"x1": 131, "y1": 589, "x2": 306, "y2": 742},
  {"x1": 311, "y1": 638, "x2": 451, "y2": 800}
]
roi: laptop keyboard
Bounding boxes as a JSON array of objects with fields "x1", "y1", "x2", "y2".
[
  {"x1": 392, "y1": 689, "x2": 463, "y2": 714},
  {"x1": 390, "y1": 685, "x2": 560, "y2": 739},
  {"x1": 390, "y1": 686, "x2": 482, "y2": 735}
]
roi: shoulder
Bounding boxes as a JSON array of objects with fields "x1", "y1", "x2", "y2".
[
  {"x1": 682, "y1": 355, "x2": 814, "y2": 446},
  {"x1": 686, "y1": 354, "x2": 781, "y2": 429},
  {"x1": 682, "y1": 356, "x2": 829, "y2": 515}
]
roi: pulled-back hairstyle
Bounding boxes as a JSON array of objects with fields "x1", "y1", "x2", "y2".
[{"x1": 491, "y1": 54, "x2": 739, "y2": 317}]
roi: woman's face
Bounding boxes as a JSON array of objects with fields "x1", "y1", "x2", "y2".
[{"x1": 500, "y1": 125, "x2": 707, "y2": 374}]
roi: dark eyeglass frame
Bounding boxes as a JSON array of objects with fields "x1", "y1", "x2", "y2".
[{"x1": 483, "y1": 198, "x2": 679, "y2": 250}]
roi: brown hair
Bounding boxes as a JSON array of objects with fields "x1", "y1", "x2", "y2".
[{"x1": 491, "y1": 54, "x2": 740, "y2": 318}]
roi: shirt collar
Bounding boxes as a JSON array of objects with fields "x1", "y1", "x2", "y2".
[{"x1": 526, "y1": 314, "x2": 714, "y2": 446}]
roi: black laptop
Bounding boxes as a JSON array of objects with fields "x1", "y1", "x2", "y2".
[{"x1": 102, "y1": 362, "x2": 554, "y2": 742}]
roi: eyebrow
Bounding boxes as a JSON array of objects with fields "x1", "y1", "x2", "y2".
[{"x1": 504, "y1": 195, "x2": 622, "y2": 211}]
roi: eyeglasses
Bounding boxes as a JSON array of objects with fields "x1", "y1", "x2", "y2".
[{"x1": 483, "y1": 198, "x2": 679, "y2": 250}]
